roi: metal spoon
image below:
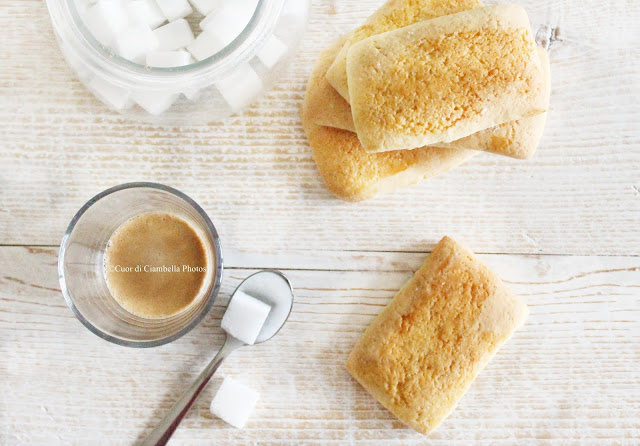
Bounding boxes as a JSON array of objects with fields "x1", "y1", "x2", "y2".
[{"x1": 140, "y1": 270, "x2": 294, "y2": 446}]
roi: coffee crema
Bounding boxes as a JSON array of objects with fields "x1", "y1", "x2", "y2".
[{"x1": 104, "y1": 212, "x2": 210, "y2": 319}]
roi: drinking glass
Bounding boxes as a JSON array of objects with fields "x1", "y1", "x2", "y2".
[{"x1": 58, "y1": 182, "x2": 223, "y2": 347}]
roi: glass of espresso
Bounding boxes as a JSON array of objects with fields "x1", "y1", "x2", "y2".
[{"x1": 59, "y1": 183, "x2": 223, "y2": 347}]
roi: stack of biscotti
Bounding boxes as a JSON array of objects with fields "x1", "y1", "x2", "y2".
[{"x1": 302, "y1": 0, "x2": 550, "y2": 201}]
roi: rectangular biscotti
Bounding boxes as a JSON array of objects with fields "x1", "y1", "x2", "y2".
[
  {"x1": 347, "y1": 5, "x2": 547, "y2": 152},
  {"x1": 303, "y1": 37, "x2": 476, "y2": 201},
  {"x1": 436, "y1": 47, "x2": 550, "y2": 159},
  {"x1": 346, "y1": 236, "x2": 528, "y2": 434},
  {"x1": 304, "y1": 121, "x2": 475, "y2": 201},
  {"x1": 304, "y1": 34, "x2": 356, "y2": 132},
  {"x1": 314, "y1": 47, "x2": 550, "y2": 159},
  {"x1": 325, "y1": 0, "x2": 483, "y2": 102}
]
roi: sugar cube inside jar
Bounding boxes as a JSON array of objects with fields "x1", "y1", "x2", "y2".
[{"x1": 47, "y1": 0, "x2": 311, "y2": 123}]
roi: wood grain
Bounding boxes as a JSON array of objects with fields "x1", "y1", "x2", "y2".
[
  {"x1": 1, "y1": 0, "x2": 639, "y2": 444},
  {"x1": 1, "y1": 247, "x2": 639, "y2": 445},
  {"x1": 0, "y1": 0, "x2": 638, "y2": 254}
]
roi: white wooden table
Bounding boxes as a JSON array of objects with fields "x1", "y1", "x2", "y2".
[{"x1": 1, "y1": 0, "x2": 639, "y2": 444}]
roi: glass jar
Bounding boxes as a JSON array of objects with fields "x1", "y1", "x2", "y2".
[{"x1": 45, "y1": 0, "x2": 311, "y2": 124}]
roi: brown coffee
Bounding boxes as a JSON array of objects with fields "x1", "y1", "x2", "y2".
[{"x1": 104, "y1": 212, "x2": 210, "y2": 319}]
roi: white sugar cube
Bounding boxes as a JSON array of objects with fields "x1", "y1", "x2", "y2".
[
  {"x1": 82, "y1": 0, "x2": 130, "y2": 47},
  {"x1": 146, "y1": 50, "x2": 192, "y2": 67},
  {"x1": 186, "y1": 31, "x2": 226, "y2": 61},
  {"x1": 153, "y1": 19, "x2": 194, "y2": 52},
  {"x1": 133, "y1": 91, "x2": 179, "y2": 115},
  {"x1": 188, "y1": 0, "x2": 222, "y2": 16},
  {"x1": 210, "y1": 377, "x2": 259, "y2": 429},
  {"x1": 282, "y1": 0, "x2": 309, "y2": 17},
  {"x1": 125, "y1": 0, "x2": 166, "y2": 29},
  {"x1": 182, "y1": 88, "x2": 203, "y2": 101},
  {"x1": 155, "y1": 0, "x2": 192, "y2": 22},
  {"x1": 115, "y1": 23, "x2": 158, "y2": 64},
  {"x1": 215, "y1": 64, "x2": 263, "y2": 111},
  {"x1": 221, "y1": 290, "x2": 270, "y2": 345},
  {"x1": 88, "y1": 77, "x2": 133, "y2": 110},
  {"x1": 199, "y1": 0, "x2": 258, "y2": 45},
  {"x1": 257, "y1": 35, "x2": 287, "y2": 69}
]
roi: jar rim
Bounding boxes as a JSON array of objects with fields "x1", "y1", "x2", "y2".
[{"x1": 46, "y1": 0, "x2": 284, "y2": 91}]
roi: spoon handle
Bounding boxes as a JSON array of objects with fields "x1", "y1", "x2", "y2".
[{"x1": 140, "y1": 335, "x2": 245, "y2": 446}]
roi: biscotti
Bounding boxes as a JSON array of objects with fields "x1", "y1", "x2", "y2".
[
  {"x1": 304, "y1": 34, "x2": 356, "y2": 132},
  {"x1": 304, "y1": 122, "x2": 475, "y2": 201},
  {"x1": 347, "y1": 5, "x2": 547, "y2": 152},
  {"x1": 325, "y1": 0, "x2": 483, "y2": 102},
  {"x1": 313, "y1": 46, "x2": 550, "y2": 159},
  {"x1": 346, "y1": 236, "x2": 528, "y2": 434},
  {"x1": 303, "y1": 37, "x2": 475, "y2": 201},
  {"x1": 436, "y1": 47, "x2": 550, "y2": 159}
]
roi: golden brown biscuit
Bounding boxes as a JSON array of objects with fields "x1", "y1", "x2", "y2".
[
  {"x1": 325, "y1": 0, "x2": 483, "y2": 101},
  {"x1": 303, "y1": 38, "x2": 475, "y2": 201},
  {"x1": 315, "y1": 47, "x2": 550, "y2": 159},
  {"x1": 436, "y1": 47, "x2": 550, "y2": 159},
  {"x1": 304, "y1": 34, "x2": 355, "y2": 132},
  {"x1": 348, "y1": 5, "x2": 547, "y2": 152},
  {"x1": 304, "y1": 123, "x2": 475, "y2": 201},
  {"x1": 346, "y1": 236, "x2": 529, "y2": 434},
  {"x1": 438, "y1": 112, "x2": 548, "y2": 159}
]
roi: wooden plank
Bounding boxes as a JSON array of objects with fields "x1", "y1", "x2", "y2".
[
  {"x1": 0, "y1": 0, "x2": 638, "y2": 254},
  {"x1": 1, "y1": 247, "x2": 638, "y2": 444}
]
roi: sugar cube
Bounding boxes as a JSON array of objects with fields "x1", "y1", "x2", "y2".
[
  {"x1": 199, "y1": 0, "x2": 258, "y2": 45},
  {"x1": 82, "y1": 0, "x2": 130, "y2": 47},
  {"x1": 188, "y1": 0, "x2": 222, "y2": 16},
  {"x1": 125, "y1": 0, "x2": 166, "y2": 29},
  {"x1": 186, "y1": 31, "x2": 226, "y2": 61},
  {"x1": 88, "y1": 77, "x2": 134, "y2": 110},
  {"x1": 182, "y1": 88, "x2": 203, "y2": 101},
  {"x1": 210, "y1": 376, "x2": 259, "y2": 429},
  {"x1": 215, "y1": 64, "x2": 263, "y2": 111},
  {"x1": 115, "y1": 23, "x2": 159, "y2": 64},
  {"x1": 257, "y1": 35, "x2": 287, "y2": 69},
  {"x1": 153, "y1": 19, "x2": 194, "y2": 52},
  {"x1": 155, "y1": 0, "x2": 193, "y2": 22},
  {"x1": 221, "y1": 290, "x2": 270, "y2": 345},
  {"x1": 146, "y1": 50, "x2": 192, "y2": 67},
  {"x1": 282, "y1": 0, "x2": 309, "y2": 18},
  {"x1": 133, "y1": 91, "x2": 179, "y2": 115}
]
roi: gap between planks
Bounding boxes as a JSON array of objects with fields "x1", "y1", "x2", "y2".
[{"x1": 0, "y1": 244, "x2": 638, "y2": 258}]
